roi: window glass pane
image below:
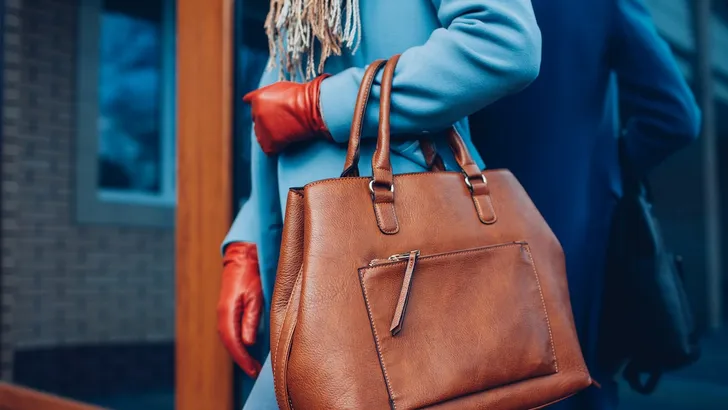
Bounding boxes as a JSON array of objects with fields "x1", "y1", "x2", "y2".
[{"x1": 98, "y1": 0, "x2": 163, "y2": 194}]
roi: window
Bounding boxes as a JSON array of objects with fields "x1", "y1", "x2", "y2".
[{"x1": 76, "y1": 0, "x2": 176, "y2": 227}]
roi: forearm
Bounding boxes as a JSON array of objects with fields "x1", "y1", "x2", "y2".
[
  {"x1": 320, "y1": 0, "x2": 542, "y2": 143},
  {"x1": 221, "y1": 199, "x2": 260, "y2": 254},
  {"x1": 221, "y1": 140, "x2": 282, "y2": 254}
]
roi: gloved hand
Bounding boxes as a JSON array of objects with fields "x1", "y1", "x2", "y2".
[
  {"x1": 217, "y1": 242, "x2": 263, "y2": 379},
  {"x1": 243, "y1": 74, "x2": 332, "y2": 155}
]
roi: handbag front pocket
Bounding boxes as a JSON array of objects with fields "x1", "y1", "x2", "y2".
[{"x1": 359, "y1": 242, "x2": 558, "y2": 409}]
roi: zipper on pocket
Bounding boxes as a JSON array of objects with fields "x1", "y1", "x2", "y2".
[
  {"x1": 368, "y1": 250, "x2": 421, "y2": 336},
  {"x1": 369, "y1": 250, "x2": 420, "y2": 266},
  {"x1": 367, "y1": 242, "x2": 526, "y2": 336}
]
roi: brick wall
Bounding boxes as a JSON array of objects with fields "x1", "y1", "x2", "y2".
[{"x1": 1, "y1": 0, "x2": 175, "y2": 382}]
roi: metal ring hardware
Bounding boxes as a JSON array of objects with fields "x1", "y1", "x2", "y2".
[
  {"x1": 369, "y1": 179, "x2": 394, "y2": 195},
  {"x1": 464, "y1": 174, "x2": 487, "y2": 192}
]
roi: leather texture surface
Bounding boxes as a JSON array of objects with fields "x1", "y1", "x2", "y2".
[
  {"x1": 270, "y1": 190, "x2": 305, "y2": 381},
  {"x1": 270, "y1": 56, "x2": 592, "y2": 409}
]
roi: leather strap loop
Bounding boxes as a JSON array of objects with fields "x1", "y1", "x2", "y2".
[
  {"x1": 341, "y1": 59, "x2": 388, "y2": 177},
  {"x1": 369, "y1": 56, "x2": 402, "y2": 234}
]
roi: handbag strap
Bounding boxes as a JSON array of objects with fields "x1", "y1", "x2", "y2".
[
  {"x1": 343, "y1": 54, "x2": 496, "y2": 234},
  {"x1": 340, "y1": 60, "x2": 444, "y2": 177},
  {"x1": 341, "y1": 59, "x2": 387, "y2": 177},
  {"x1": 371, "y1": 55, "x2": 486, "y2": 185}
]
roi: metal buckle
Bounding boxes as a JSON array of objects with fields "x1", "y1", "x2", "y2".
[
  {"x1": 464, "y1": 174, "x2": 487, "y2": 192},
  {"x1": 369, "y1": 179, "x2": 394, "y2": 195}
]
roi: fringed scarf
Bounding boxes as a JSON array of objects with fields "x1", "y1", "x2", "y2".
[{"x1": 265, "y1": 0, "x2": 362, "y2": 81}]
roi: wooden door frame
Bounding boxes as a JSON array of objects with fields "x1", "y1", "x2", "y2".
[{"x1": 176, "y1": 0, "x2": 235, "y2": 409}]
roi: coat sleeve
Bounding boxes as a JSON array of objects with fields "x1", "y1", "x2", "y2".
[
  {"x1": 611, "y1": 0, "x2": 701, "y2": 176},
  {"x1": 318, "y1": 0, "x2": 542, "y2": 143},
  {"x1": 221, "y1": 195, "x2": 260, "y2": 253},
  {"x1": 221, "y1": 136, "x2": 283, "y2": 254}
]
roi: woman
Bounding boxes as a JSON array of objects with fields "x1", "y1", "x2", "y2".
[{"x1": 217, "y1": 0, "x2": 542, "y2": 407}]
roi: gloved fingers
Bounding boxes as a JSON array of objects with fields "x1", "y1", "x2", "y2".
[
  {"x1": 241, "y1": 291, "x2": 263, "y2": 346},
  {"x1": 217, "y1": 298, "x2": 262, "y2": 379},
  {"x1": 242, "y1": 90, "x2": 258, "y2": 103},
  {"x1": 231, "y1": 343, "x2": 263, "y2": 379}
]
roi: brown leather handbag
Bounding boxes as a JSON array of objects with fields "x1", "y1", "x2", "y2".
[{"x1": 270, "y1": 55, "x2": 594, "y2": 410}]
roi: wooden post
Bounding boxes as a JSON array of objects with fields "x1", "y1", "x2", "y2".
[{"x1": 176, "y1": 0, "x2": 234, "y2": 409}]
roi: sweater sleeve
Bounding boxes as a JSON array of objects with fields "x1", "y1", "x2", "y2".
[{"x1": 319, "y1": 0, "x2": 542, "y2": 143}]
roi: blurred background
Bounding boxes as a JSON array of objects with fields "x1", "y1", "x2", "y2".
[{"x1": 0, "y1": 0, "x2": 726, "y2": 409}]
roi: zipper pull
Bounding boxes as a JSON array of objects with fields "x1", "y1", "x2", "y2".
[
  {"x1": 390, "y1": 250, "x2": 420, "y2": 336},
  {"x1": 369, "y1": 250, "x2": 419, "y2": 266},
  {"x1": 388, "y1": 252, "x2": 414, "y2": 262}
]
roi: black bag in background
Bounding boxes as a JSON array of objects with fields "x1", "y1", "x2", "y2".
[{"x1": 598, "y1": 141, "x2": 701, "y2": 394}]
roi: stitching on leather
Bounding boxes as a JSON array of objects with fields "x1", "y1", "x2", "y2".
[
  {"x1": 305, "y1": 170, "x2": 487, "y2": 188},
  {"x1": 485, "y1": 195, "x2": 497, "y2": 223},
  {"x1": 346, "y1": 60, "x2": 385, "y2": 173},
  {"x1": 359, "y1": 241, "x2": 559, "y2": 408},
  {"x1": 272, "y1": 266, "x2": 303, "y2": 377},
  {"x1": 374, "y1": 202, "x2": 399, "y2": 234},
  {"x1": 383, "y1": 202, "x2": 399, "y2": 233},
  {"x1": 449, "y1": 127, "x2": 477, "y2": 168},
  {"x1": 354, "y1": 68, "x2": 377, "y2": 138},
  {"x1": 373, "y1": 203, "x2": 384, "y2": 228},
  {"x1": 362, "y1": 242, "x2": 525, "y2": 273},
  {"x1": 522, "y1": 245, "x2": 559, "y2": 372},
  {"x1": 525, "y1": 382, "x2": 585, "y2": 410},
  {"x1": 472, "y1": 195, "x2": 485, "y2": 222},
  {"x1": 280, "y1": 307, "x2": 298, "y2": 410},
  {"x1": 472, "y1": 194, "x2": 497, "y2": 224},
  {"x1": 273, "y1": 270, "x2": 303, "y2": 410},
  {"x1": 358, "y1": 269, "x2": 397, "y2": 409}
]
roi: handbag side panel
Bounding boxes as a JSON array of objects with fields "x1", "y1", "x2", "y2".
[{"x1": 270, "y1": 189, "x2": 305, "y2": 378}]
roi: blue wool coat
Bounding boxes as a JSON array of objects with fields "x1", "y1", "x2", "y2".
[
  {"x1": 223, "y1": 0, "x2": 542, "y2": 308},
  {"x1": 469, "y1": 0, "x2": 700, "y2": 408}
]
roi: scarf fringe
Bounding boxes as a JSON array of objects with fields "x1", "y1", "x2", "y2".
[{"x1": 265, "y1": 0, "x2": 361, "y2": 81}]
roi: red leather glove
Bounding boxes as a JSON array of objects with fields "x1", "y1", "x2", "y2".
[
  {"x1": 217, "y1": 242, "x2": 263, "y2": 379},
  {"x1": 243, "y1": 74, "x2": 332, "y2": 155}
]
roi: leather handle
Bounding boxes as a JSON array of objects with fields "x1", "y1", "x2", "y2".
[
  {"x1": 340, "y1": 60, "x2": 444, "y2": 177},
  {"x1": 341, "y1": 59, "x2": 388, "y2": 177},
  {"x1": 370, "y1": 56, "x2": 487, "y2": 186},
  {"x1": 370, "y1": 54, "x2": 400, "y2": 189},
  {"x1": 371, "y1": 55, "x2": 497, "y2": 228},
  {"x1": 420, "y1": 139, "x2": 445, "y2": 171}
]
